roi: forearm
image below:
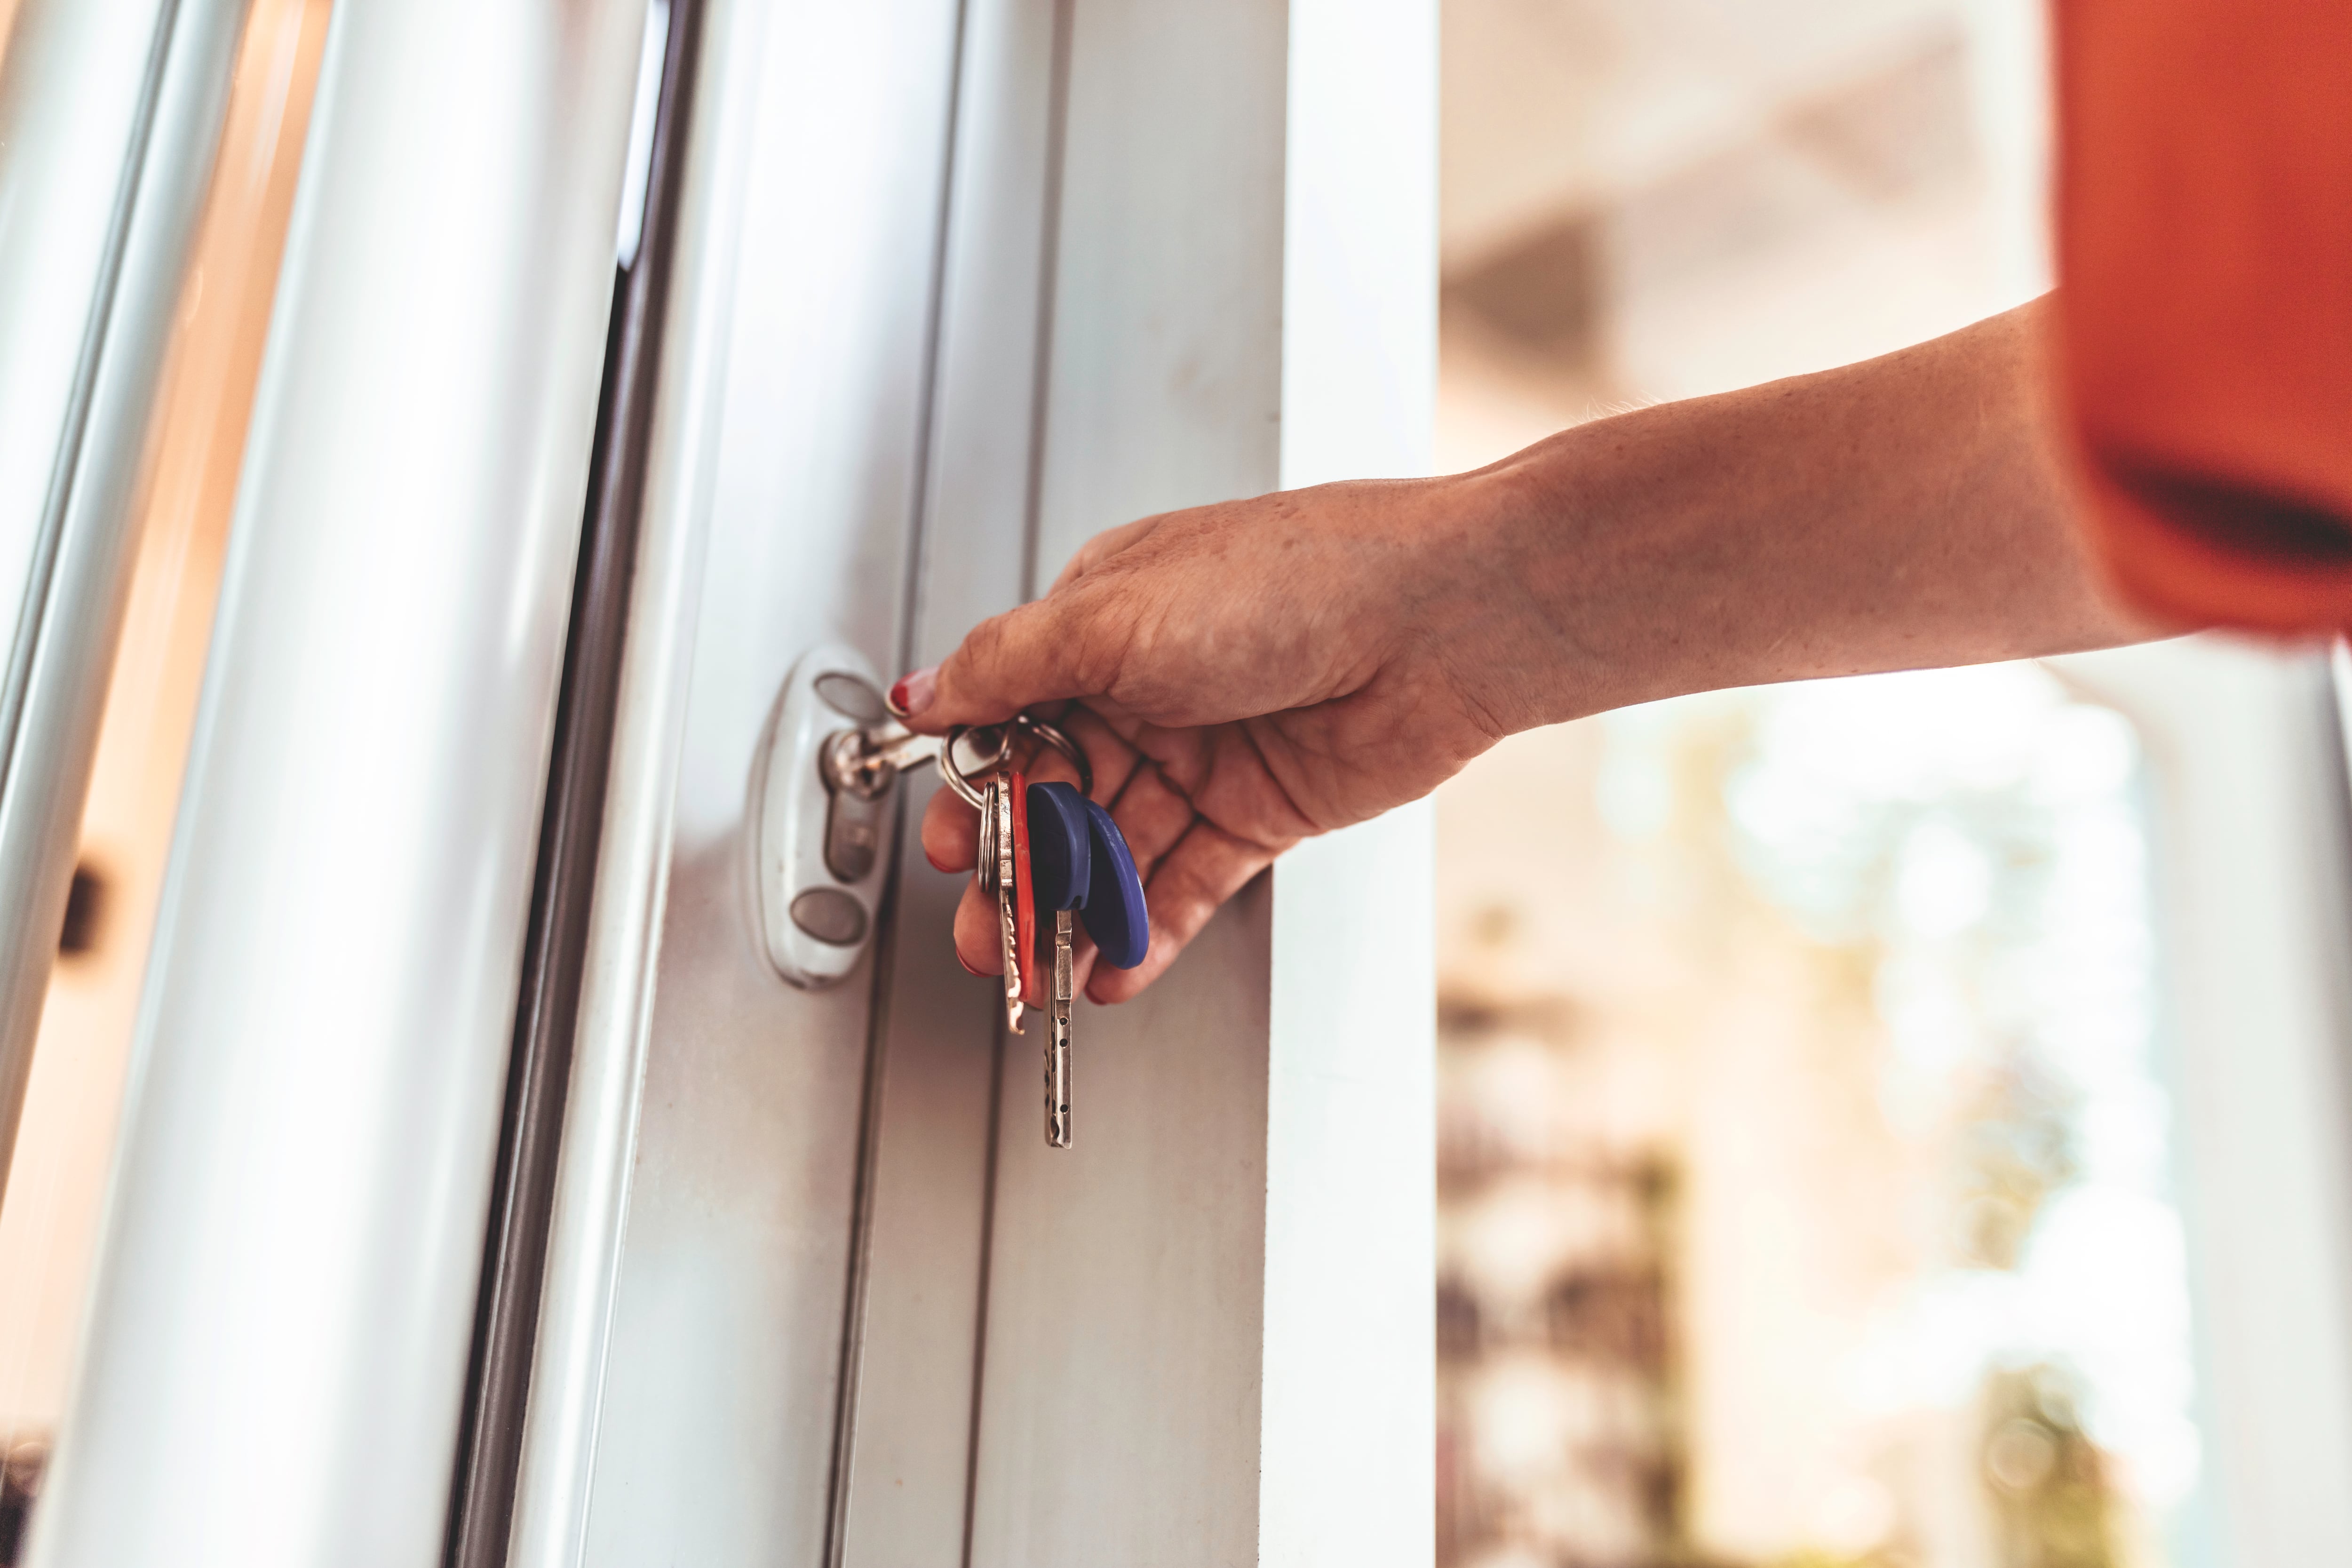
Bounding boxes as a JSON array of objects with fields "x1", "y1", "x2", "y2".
[{"x1": 1437, "y1": 298, "x2": 2164, "y2": 734}]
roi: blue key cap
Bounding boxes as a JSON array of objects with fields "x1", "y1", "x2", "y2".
[
  {"x1": 1078, "y1": 799, "x2": 1148, "y2": 970},
  {"x1": 1026, "y1": 780, "x2": 1091, "y2": 912}
]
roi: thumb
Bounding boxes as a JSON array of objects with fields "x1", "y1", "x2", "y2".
[
  {"x1": 891, "y1": 590, "x2": 1110, "y2": 732},
  {"x1": 1049, "y1": 512, "x2": 1166, "y2": 594}
]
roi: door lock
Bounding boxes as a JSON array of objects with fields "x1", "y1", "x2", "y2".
[
  {"x1": 753, "y1": 646, "x2": 1001, "y2": 988},
  {"x1": 754, "y1": 646, "x2": 900, "y2": 987}
]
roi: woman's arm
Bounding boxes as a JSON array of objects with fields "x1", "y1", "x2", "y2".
[
  {"x1": 1456, "y1": 295, "x2": 2157, "y2": 730},
  {"x1": 902, "y1": 297, "x2": 2166, "y2": 1000}
]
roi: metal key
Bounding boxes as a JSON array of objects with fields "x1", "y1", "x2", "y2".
[
  {"x1": 1004, "y1": 768, "x2": 1053, "y2": 1136},
  {"x1": 977, "y1": 776, "x2": 1024, "y2": 1035},
  {"x1": 1026, "y1": 780, "x2": 1091, "y2": 1149},
  {"x1": 1047, "y1": 907, "x2": 1073, "y2": 1146},
  {"x1": 946, "y1": 722, "x2": 1098, "y2": 1144}
]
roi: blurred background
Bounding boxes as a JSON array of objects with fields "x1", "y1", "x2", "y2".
[{"x1": 1430, "y1": 3, "x2": 2204, "y2": 1567}]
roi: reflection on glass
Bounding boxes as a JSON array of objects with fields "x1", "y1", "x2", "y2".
[{"x1": 0, "y1": 0, "x2": 332, "y2": 1552}]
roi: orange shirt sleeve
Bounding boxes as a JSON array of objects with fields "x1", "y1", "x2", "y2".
[{"x1": 2055, "y1": 0, "x2": 2352, "y2": 633}]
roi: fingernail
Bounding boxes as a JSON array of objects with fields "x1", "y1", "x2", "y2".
[
  {"x1": 955, "y1": 948, "x2": 986, "y2": 977},
  {"x1": 887, "y1": 666, "x2": 938, "y2": 718}
]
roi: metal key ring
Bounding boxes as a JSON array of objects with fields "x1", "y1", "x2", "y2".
[
  {"x1": 938, "y1": 713, "x2": 1093, "y2": 808},
  {"x1": 938, "y1": 724, "x2": 1012, "y2": 809},
  {"x1": 1013, "y1": 711, "x2": 1094, "y2": 798}
]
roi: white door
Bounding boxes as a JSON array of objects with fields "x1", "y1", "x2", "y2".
[
  {"x1": 27, "y1": 2, "x2": 1437, "y2": 1565},
  {"x1": 521, "y1": 3, "x2": 1438, "y2": 1564}
]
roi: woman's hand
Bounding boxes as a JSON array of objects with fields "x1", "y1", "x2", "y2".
[
  {"x1": 898, "y1": 473, "x2": 1520, "y2": 1003},
  {"x1": 897, "y1": 302, "x2": 2157, "y2": 1004}
]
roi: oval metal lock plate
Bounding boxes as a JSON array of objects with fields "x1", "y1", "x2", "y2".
[{"x1": 753, "y1": 645, "x2": 896, "y2": 987}]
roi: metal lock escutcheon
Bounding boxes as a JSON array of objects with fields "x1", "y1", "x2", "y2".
[{"x1": 753, "y1": 645, "x2": 906, "y2": 988}]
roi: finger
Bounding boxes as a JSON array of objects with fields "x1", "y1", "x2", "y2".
[
  {"x1": 1106, "y1": 763, "x2": 1197, "y2": 880},
  {"x1": 894, "y1": 585, "x2": 1116, "y2": 733},
  {"x1": 1099, "y1": 716, "x2": 1314, "y2": 849},
  {"x1": 1065, "y1": 708, "x2": 1222, "y2": 809},
  {"x1": 1054, "y1": 702, "x2": 1144, "y2": 805},
  {"x1": 1117, "y1": 720, "x2": 1218, "y2": 804},
  {"x1": 989, "y1": 701, "x2": 1140, "y2": 805},
  {"x1": 1027, "y1": 925, "x2": 1101, "y2": 1010},
  {"x1": 921, "y1": 784, "x2": 981, "y2": 873},
  {"x1": 1086, "y1": 820, "x2": 1276, "y2": 1003},
  {"x1": 1184, "y1": 720, "x2": 1320, "y2": 846},
  {"x1": 954, "y1": 880, "x2": 1000, "y2": 975},
  {"x1": 997, "y1": 702, "x2": 1151, "y2": 853},
  {"x1": 1071, "y1": 939, "x2": 1100, "y2": 1002}
]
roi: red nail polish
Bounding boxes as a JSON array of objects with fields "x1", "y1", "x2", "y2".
[
  {"x1": 956, "y1": 949, "x2": 986, "y2": 977},
  {"x1": 890, "y1": 666, "x2": 938, "y2": 718}
]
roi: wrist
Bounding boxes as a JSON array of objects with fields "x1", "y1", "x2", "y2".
[{"x1": 1396, "y1": 437, "x2": 1657, "y2": 738}]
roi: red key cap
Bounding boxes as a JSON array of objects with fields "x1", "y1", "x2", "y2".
[{"x1": 1007, "y1": 766, "x2": 1035, "y2": 1006}]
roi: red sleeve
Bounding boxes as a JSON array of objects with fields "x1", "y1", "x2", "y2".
[{"x1": 2054, "y1": 0, "x2": 2352, "y2": 632}]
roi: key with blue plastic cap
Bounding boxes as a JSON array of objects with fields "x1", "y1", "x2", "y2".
[
  {"x1": 1028, "y1": 780, "x2": 1091, "y2": 1146},
  {"x1": 1076, "y1": 796, "x2": 1149, "y2": 972},
  {"x1": 974, "y1": 771, "x2": 1024, "y2": 1036}
]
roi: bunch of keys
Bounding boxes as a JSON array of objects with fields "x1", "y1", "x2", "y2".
[{"x1": 941, "y1": 714, "x2": 1149, "y2": 1147}]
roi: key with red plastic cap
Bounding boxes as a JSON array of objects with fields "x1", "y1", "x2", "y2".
[
  {"x1": 993, "y1": 772, "x2": 1024, "y2": 1035},
  {"x1": 1008, "y1": 767, "x2": 1034, "y2": 1032}
]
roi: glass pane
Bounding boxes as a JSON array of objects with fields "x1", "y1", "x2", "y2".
[{"x1": 0, "y1": 1, "x2": 332, "y2": 1553}]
